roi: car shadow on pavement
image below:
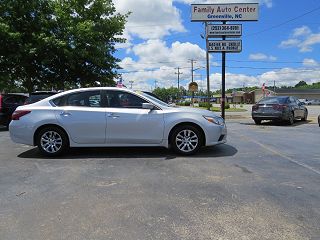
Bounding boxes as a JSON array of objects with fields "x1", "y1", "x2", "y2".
[
  {"x1": 240, "y1": 120, "x2": 312, "y2": 127},
  {"x1": 18, "y1": 144, "x2": 237, "y2": 160}
]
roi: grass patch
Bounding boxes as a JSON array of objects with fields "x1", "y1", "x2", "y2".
[{"x1": 199, "y1": 106, "x2": 247, "y2": 112}]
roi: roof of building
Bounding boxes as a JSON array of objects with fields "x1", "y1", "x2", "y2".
[{"x1": 275, "y1": 88, "x2": 320, "y2": 94}]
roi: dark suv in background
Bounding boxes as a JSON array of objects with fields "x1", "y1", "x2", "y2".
[
  {"x1": 0, "y1": 93, "x2": 28, "y2": 128},
  {"x1": 24, "y1": 91, "x2": 58, "y2": 105}
]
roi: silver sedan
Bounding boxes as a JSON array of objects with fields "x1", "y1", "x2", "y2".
[{"x1": 9, "y1": 87, "x2": 227, "y2": 156}]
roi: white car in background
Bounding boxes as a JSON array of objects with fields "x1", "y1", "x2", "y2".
[{"x1": 9, "y1": 87, "x2": 227, "y2": 156}]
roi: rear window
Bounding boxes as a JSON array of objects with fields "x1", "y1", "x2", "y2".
[{"x1": 258, "y1": 97, "x2": 288, "y2": 104}]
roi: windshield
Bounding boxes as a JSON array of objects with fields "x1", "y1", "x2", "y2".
[
  {"x1": 258, "y1": 97, "x2": 288, "y2": 104},
  {"x1": 137, "y1": 91, "x2": 170, "y2": 107}
]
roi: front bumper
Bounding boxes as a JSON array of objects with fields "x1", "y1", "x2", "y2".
[{"x1": 205, "y1": 123, "x2": 227, "y2": 146}]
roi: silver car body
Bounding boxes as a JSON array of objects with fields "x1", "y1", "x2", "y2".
[{"x1": 10, "y1": 87, "x2": 227, "y2": 150}]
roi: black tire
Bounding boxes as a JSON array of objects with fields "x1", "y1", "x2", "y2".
[
  {"x1": 301, "y1": 110, "x2": 308, "y2": 121},
  {"x1": 36, "y1": 126, "x2": 69, "y2": 157},
  {"x1": 170, "y1": 125, "x2": 202, "y2": 155},
  {"x1": 288, "y1": 112, "x2": 294, "y2": 125},
  {"x1": 254, "y1": 119, "x2": 262, "y2": 125}
]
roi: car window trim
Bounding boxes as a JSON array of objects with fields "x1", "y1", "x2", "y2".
[
  {"x1": 50, "y1": 90, "x2": 104, "y2": 108},
  {"x1": 102, "y1": 90, "x2": 162, "y2": 110}
]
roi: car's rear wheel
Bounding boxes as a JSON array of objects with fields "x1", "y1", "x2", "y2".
[
  {"x1": 301, "y1": 110, "x2": 308, "y2": 121},
  {"x1": 37, "y1": 127, "x2": 68, "y2": 156},
  {"x1": 288, "y1": 112, "x2": 294, "y2": 125},
  {"x1": 253, "y1": 119, "x2": 262, "y2": 125},
  {"x1": 171, "y1": 125, "x2": 202, "y2": 155}
]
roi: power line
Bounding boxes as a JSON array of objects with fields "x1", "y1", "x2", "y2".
[
  {"x1": 119, "y1": 59, "x2": 309, "y2": 67},
  {"x1": 244, "y1": 5, "x2": 320, "y2": 37}
]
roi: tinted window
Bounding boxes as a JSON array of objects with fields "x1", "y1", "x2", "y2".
[
  {"x1": 258, "y1": 97, "x2": 288, "y2": 104},
  {"x1": 3, "y1": 95, "x2": 26, "y2": 105},
  {"x1": 53, "y1": 91, "x2": 101, "y2": 107},
  {"x1": 105, "y1": 91, "x2": 148, "y2": 108}
]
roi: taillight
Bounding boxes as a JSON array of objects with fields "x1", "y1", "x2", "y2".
[
  {"x1": 272, "y1": 104, "x2": 288, "y2": 111},
  {"x1": 252, "y1": 105, "x2": 259, "y2": 111},
  {"x1": 0, "y1": 95, "x2": 2, "y2": 111},
  {"x1": 11, "y1": 110, "x2": 31, "y2": 120}
]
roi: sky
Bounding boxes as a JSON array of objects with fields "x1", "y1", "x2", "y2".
[{"x1": 113, "y1": 0, "x2": 320, "y2": 92}]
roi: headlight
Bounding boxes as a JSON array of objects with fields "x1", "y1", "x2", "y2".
[{"x1": 203, "y1": 116, "x2": 225, "y2": 125}]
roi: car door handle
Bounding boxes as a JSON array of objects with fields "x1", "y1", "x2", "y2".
[
  {"x1": 60, "y1": 111, "x2": 71, "y2": 116},
  {"x1": 107, "y1": 113, "x2": 120, "y2": 118}
]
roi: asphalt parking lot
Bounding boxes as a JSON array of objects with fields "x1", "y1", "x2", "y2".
[{"x1": 0, "y1": 118, "x2": 320, "y2": 239}]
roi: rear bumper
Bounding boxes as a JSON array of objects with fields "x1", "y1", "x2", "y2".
[
  {"x1": 9, "y1": 120, "x2": 34, "y2": 145},
  {"x1": 252, "y1": 112, "x2": 289, "y2": 121},
  {"x1": 0, "y1": 113, "x2": 9, "y2": 126}
]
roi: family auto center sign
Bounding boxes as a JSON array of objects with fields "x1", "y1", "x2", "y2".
[
  {"x1": 191, "y1": 3, "x2": 259, "y2": 22},
  {"x1": 191, "y1": 2, "x2": 258, "y2": 118}
]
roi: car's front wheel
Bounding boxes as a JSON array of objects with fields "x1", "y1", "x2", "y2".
[
  {"x1": 171, "y1": 125, "x2": 202, "y2": 155},
  {"x1": 288, "y1": 112, "x2": 294, "y2": 125},
  {"x1": 37, "y1": 126, "x2": 69, "y2": 157},
  {"x1": 301, "y1": 110, "x2": 308, "y2": 121}
]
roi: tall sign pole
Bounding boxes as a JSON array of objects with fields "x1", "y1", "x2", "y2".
[
  {"x1": 191, "y1": 3, "x2": 258, "y2": 119},
  {"x1": 221, "y1": 21, "x2": 226, "y2": 119},
  {"x1": 205, "y1": 22, "x2": 211, "y2": 110}
]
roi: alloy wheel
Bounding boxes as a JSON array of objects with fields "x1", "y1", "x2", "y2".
[
  {"x1": 175, "y1": 129, "x2": 199, "y2": 153},
  {"x1": 40, "y1": 131, "x2": 63, "y2": 154}
]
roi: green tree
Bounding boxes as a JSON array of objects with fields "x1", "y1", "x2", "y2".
[
  {"x1": 153, "y1": 87, "x2": 180, "y2": 102},
  {"x1": 0, "y1": 0, "x2": 128, "y2": 93},
  {"x1": 295, "y1": 80, "x2": 308, "y2": 88}
]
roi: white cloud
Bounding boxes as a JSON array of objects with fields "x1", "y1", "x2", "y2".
[
  {"x1": 293, "y1": 26, "x2": 312, "y2": 37},
  {"x1": 114, "y1": 0, "x2": 185, "y2": 40},
  {"x1": 249, "y1": 53, "x2": 277, "y2": 61},
  {"x1": 303, "y1": 58, "x2": 319, "y2": 67},
  {"x1": 174, "y1": 0, "x2": 272, "y2": 8},
  {"x1": 279, "y1": 39, "x2": 301, "y2": 48},
  {"x1": 279, "y1": 26, "x2": 320, "y2": 52},
  {"x1": 120, "y1": 40, "x2": 206, "y2": 70}
]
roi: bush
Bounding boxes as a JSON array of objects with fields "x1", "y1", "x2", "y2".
[
  {"x1": 184, "y1": 101, "x2": 191, "y2": 106},
  {"x1": 199, "y1": 102, "x2": 211, "y2": 108},
  {"x1": 224, "y1": 103, "x2": 230, "y2": 109}
]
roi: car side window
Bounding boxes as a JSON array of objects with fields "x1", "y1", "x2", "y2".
[
  {"x1": 53, "y1": 91, "x2": 101, "y2": 107},
  {"x1": 3, "y1": 96, "x2": 17, "y2": 104},
  {"x1": 105, "y1": 91, "x2": 148, "y2": 109},
  {"x1": 292, "y1": 97, "x2": 299, "y2": 105},
  {"x1": 288, "y1": 97, "x2": 294, "y2": 104}
]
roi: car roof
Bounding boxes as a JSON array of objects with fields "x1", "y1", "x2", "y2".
[
  {"x1": 30, "y1": 91, "x2": 57, "y2": 95},
  {"x1": 43, "y1": 87, "x2": 136, "y2": 101}
]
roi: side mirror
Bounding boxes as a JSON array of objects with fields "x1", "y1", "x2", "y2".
[
  {"x1": 300, "y1": 102, "x2": 305, "y2": 106},
  {"x1": 142, "y1": 103, "x2": 154, "y2": 110}
]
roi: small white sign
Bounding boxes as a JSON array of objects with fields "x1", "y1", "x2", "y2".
[
  {"x1": 208, "y1": 40, "x2": 242, "y2": 52},
  {"x1": 191, "y1": 3, "x2": 259, "y2": 22},
  {"x1": 207, "y1": 24, "x2": 242, "y2": 38}
]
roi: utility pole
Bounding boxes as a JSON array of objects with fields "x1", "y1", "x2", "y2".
[
  {"x1": 273, "y1": 80, "x2": 276, "y2": 93},
  {"x1": 190, "y1": 59, "x2": 195, "y2": 106},
  {"x1": 129, "y1": 80, "x2": 134, "y2": 89},
  {"x1": 175, "y1": 67, "x2": 183, "y2": 99}
]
